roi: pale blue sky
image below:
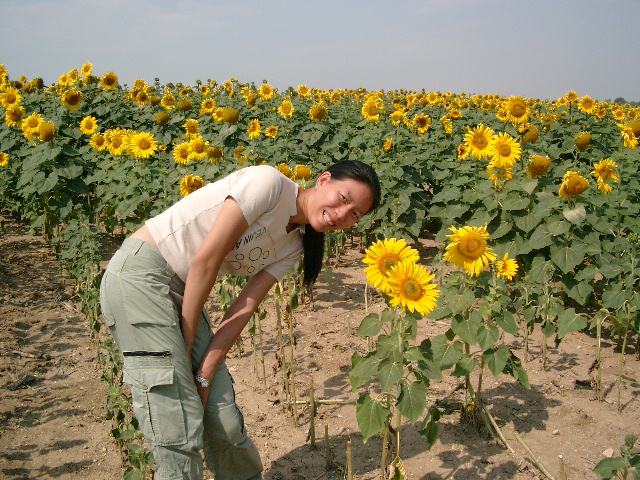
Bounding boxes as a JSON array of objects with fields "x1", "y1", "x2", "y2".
[{"x1": 2, "y1": 0, "x2": 638, "y2": 101}]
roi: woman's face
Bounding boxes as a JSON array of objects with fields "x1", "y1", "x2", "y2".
[{"x1": 307, "y1": 172, "x2": 374, "y2": 232}]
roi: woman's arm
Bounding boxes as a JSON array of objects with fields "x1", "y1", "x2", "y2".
[
  {"x1": 195, "y1": 270, "x2": 277, "y2": 405},
  {"x1": 181, "y1": 197, "x2": 249, "y2": 361}
]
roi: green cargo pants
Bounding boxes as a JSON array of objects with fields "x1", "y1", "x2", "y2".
[{"x1": 99, "y1": 238, "x2": 263, "y2": 480}]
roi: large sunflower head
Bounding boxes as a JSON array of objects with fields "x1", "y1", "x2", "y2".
[
  {"x1": 443, "y1": 225, "x2": 497, "y2": 277},
  {"x1": 309, "y1": 103, "x2": 328, "y2": 123},
  {"x1": 179, "y1": 174, "x2": 205, "y2": 196},
  {"x1": 0, "y1": 86, "x2": 22, "y2": 109},
  {"x1": 80, "y1": 116, "x2": 98, "y2": 136},
  {"x1": 575, "y1": 132, "x2": 591, "y2": 151},
  {"x1": 38, "y1": 121, "x2": 55, "y2": 142},
  {"x1": 276, "y1": 163, "x2": 293, "y2": 177},
  {"x1": 4, "y1": 105, "x2": 26, "y2": 128},
  {"x1": 464, "y1": 124, "x2": 494, "y2": 160},
  {"x1": 363, "y1": 238, "x2": 420, "y2": 294},
  {"x1": 278, "y1": 99, "x2": 294, "y2": 119},
  {"x1": 81, "y1": 62, "x2": 93, "y2": 77},
  {"x1": 247, "y1": 119, "x2": 261, "y2": 140},
  {"x1": 505, "y1": 96, "x2": 530, "y2": 124},
  {"x1": 578, "y1": 95, "x2": 597, "y2": 115},
  {"x1": 413, "y1": 114, "x2": 432, "y2": 134},
  {"x1": 558, "y1": 170, "x2": 589, "y2": 200},
  {"x1": 101, "y1": 72, "x2": 119, "y2": 91},
  {"x1": 183, "y1": 119, "x2": 200, "y2": 138},
  {"x1": 129, "y1": 132, "x2": 158, "y2": 159},
  {"x1": 222, "y1": 106, "x2": 240, "y2": 124},
  {"x1": 386, "y1": 260, "x2": 440, "y2": 317},
  {"x1": 173, "y1": 142, "x2": 191, "y2": 165},
  {"x1": 525, "y1": 155, "x2": 551, "y2": 178},
  {"x1": 61, "y1": 88, "x2": 83, "y2": 111},
  {"x1": 488, "y1": 132, "x2": 521, "y2": 168},
  {"x1": 258, "y1": 82, "x2": 275, "y2": 100},
  {"x1": 495, "y1": 253, "x2": 518, "y2": 281},
  {"x1": 22, "y1": 112, "x2": 43, "y2": 140},
  {"x1": 291, "y1": 164, "x2": 312, "y2": 181},
  {"x1": 90, "y1": 133, "x2": 107, "y2": 151},
  {"x1": 0, "y1": 151, "x2": 9, "y2": 168},
  {"x1": 188, "y1": 135, "x2": 208, "y2": 161}
]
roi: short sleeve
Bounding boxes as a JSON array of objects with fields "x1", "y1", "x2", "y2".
[{"x1": 228, "y1": 166, "x2": 285, "y2": 225}]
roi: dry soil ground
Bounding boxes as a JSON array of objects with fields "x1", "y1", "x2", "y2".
[{"x1": 1, "y1": 213, "x2": 638, "y2": 480}]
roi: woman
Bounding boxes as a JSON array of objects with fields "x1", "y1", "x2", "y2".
[{"x1": 99, "y1": 160, "x2": 381, "y2": 480}]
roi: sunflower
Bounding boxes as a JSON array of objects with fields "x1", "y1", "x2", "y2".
[
  {"x1": 4, "y1": 105, "x2": 25, "y2": 128},
  {"x1": 488, "y1": 132, "x2": 521, "y2": 168},
  {"x1": 464, "y1": 124, "x2": 494, "y2": 160},
  {"x1": 265, "y1": 126, "x2": 279, "y2": 139},
  {"x1": 222, "y1": 106, "x2": 240, "y2": 124},
  {"x1": 441, "y1": 116, "x2": 453, "y2": 135},
  {"x1": 188, "y1": 135, "x2": 208, "y2": 161},
  {"x1": 173, "y1": 142, "x2": 191, "y2": 165},
  {"x1": 80, "y1": 62, "x2": 93, "y2": 77},
  {"x1": 101, "y1": 72, "x2": 118, "y2": 90},
  {"x1": 495, "y1": 253, "x2": 518, "y2": 281},
  {"x1": 134, "y1": 90, "x2": 150, "y2": 105},
  {"x1": 383, "y1": 138, "x2": 393, "y2": 152},
  {"x1": 457, "y1": 143, "x2": 470, "y2": 160},
  {"x1": 182, "y1": 119, "x2": 199, "y2": 139},
  {"x1": 618, "y1": 123, "x2": 638, "y2": 149},
  {"x1": 161, "y1": 93, "x2": 176, "y2": 110},
  {"x1": 276, "y1": 163, "x2": 293, "y2": 177},
  {"x1": 207, "y1": 146, "x2": 224, "y2": 163},
  {"x1": 80, "y1": 116, "x2": 98, "y2": 136},
  {"x1": 278, "y1": 99, "x2": 294, "y2": 119},
  {"x1": 361, "y1": 99, "x2": 381, "y2": 122},
  {"x1": 247, "y1": 119, "x2": 261, "y2": 140},
  {"x1": 309, "y1": 103, "x2": 328, "y2": 122},
  {"x1": 105, "y1": 129, "x2": 127, "y2": 156},
  {"x1": 386, "y1": 260, "x2": 440, "y2": 317},
  {"x1": 156, "y1": 112, "x2": 171, "y2": 126},
  {"x1": 612, "y1": 108, "x2": 626, "y2": 122},
  {"x1": 505, "y1": 96, "x2": 530, "y2": 124},
  {"x1": 179, "y1": 175, "x2": 205, "y2": 197},
  {"x1": 487, "y1": 160, "x2": 513, "y2": 190},
  {"x1": 38, "y1": 121, "x2": 55, "y2": 142},
  {"x1": 525, "y1": 155, "x2": 551, "y2": 178},
  {"x1": 90, "y1": 133, "x2": 107, "y2": 151},
  {"x1": 0, "y1": 86, "x2": 22, "y2": 109},
  {"x1": 0, "y1": 152, "x2": 9, "y2": 167},
  {"x1": 558, "y1": 171, "x2": 589, "y2": 200},
  {"x1": 449, "y1": 108, "x2": 463, "y2": 120},
  {"x1": 522, "y1": 124, "x2": 539, "y2": 144},
  {"x1": 297, "y1": 85, "x2": 311, "y2": 97},
  {"x1": 128, "y1": 132, "x2": 158, "y2": 159},
  {"x1": 61, "y1": 88, "x2": 83, "y2": 111},
  {"x1": 213, "y1": 107, "x2": 225, "y2": 122},
  {"x1": 578, "y1": 95, "x2": 597, "y2": 115},
  {"x1": 591, "y1": 158, "x2": 618, "y2": 193},
  {"x1": 565, "y1": 91, "x2": 579, "y2": 104},
  {"x1": 575, "y1": 132, "x2": 591, "y2": 151},
  {"x1": 200, "y1": 98, "x2": 216, "y2": 114},
  {"x1": 292, "y1": 164, "x2": 312, "y2": 181},
  {"x1": 413, "y1": 114, "x2": 431, "y2": 134},
  {"x1": 258, "y1": 83, "x2": 275, "y2": 100},
  {"x1": 22, "y1": 112, "x2": 43, "y2": 141},
  {"x1": 444, "y1": 225, "x2": 497, "y2": 277},
  {"x1": 389, "y1": 110, "x2": 407, "y2": 126},
  {"x1": 362, "y1": 238, "x2": 420, "y2": 294}
]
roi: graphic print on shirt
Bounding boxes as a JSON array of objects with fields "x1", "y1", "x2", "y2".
[{"x1": 228, "y1": 226, "x2": 272, "y2": 274}]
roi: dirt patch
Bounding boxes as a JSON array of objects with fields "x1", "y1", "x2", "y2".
[{"x1": 1, "y1": 214, "x2": 639, "y2": 479}]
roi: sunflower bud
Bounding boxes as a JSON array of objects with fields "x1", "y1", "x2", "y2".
[
  {"x1": 149, "y1": 96, "x2": 162, "y2": 106},
  {"x1": 178, "y1": 99, "x2": 193, "y2": 111},
  {"x1": 38, "y1": 121, "x2": 55, "y2": 142},
  {"x1": 575, "y1": 132, "x2": 591, "y2": 151},
  {"x1": 309, "y1": 104, "x2": 328, "y2": 122},
  {"x1": 222, "y1": 107, "x2": 240, "y2": 124},
  {"x1": 155, "y1": 112, "x2": 171, "y2": 125},
  {"x1": 522, "y1": 124, "x2": 539, "y2": 144}
]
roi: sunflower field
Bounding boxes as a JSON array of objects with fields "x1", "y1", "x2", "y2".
[{"x1": 1, "y1": 62, "x2": 640, "y2": 479}]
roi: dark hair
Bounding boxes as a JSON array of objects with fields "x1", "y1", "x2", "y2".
[{"x1": 302, "y1": 160, "x2": 381, "y2": 288}]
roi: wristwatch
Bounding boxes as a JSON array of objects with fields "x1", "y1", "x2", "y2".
[{"x1": 195, "y1": 374, "x2": 210, "y2": 388}]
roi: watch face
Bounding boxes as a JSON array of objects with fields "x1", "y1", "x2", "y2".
[{"x1": 196, "y1": 375, "x2": 209, "y2": 388}]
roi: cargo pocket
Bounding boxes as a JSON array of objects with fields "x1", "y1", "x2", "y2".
[{"x1": 123, "y1": 356, "x2": 187, "y2": 446}]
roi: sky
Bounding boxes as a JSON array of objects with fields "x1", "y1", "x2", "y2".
[{"x1": 1, "y1": 0, "x2": 638, "y2": 102}]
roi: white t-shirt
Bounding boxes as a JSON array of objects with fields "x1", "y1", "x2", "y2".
[{"x1": 146, "y1": 165, "x2": 304, "y2": 282}]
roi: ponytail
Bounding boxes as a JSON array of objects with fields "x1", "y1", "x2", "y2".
[{"x1": 302, "y1": 225, "x2": 325, "y2": 288}]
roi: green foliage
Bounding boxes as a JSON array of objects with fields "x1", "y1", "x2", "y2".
[{"x1": 594, "y1": 435, "x2": 640, "y2": 480}]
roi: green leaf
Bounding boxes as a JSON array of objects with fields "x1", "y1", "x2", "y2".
[
  {"x1": 514, "y1": 212, "x2": 543, "y2": 233},
  {"x1": 557, "y1": 308, "x2": 587, "y2": 339},
  {"x1": 356, "y1": 313, "x2": 383, "y2": 337},
  {"x1": 496, "y1": 312, "x2": 520, "y2": 337},
  {"x1": 451, "y1": 354, "x2": 478, "y2": 377},
  {"x1": 378, "y1": 359, "x2": 404, "y2": 392},
  {"x1": 503, "y1": 353, "x2": 530, "y2": 389},
  {"x1": 551, "y1": 244, "x2": 584, "y2": 274},
  {"x1": 417, "y1": 407, "x2": 444, "y2": 450},
  {"x1": 593, "y1": 457, "x2": 627, "y2": 479},
  {"x1": 477, "y1": 325, "x2": 500, "y2": 351},
  {"x1": 416, "y1": 359, "x2": 444, "y2": 380},
  {"x1": 397, "y1": 380, "x2": 428, "y2": 423},
  {"x1": 529, "y1": 223, "x2": 554, "y2": 249},
  {"x1": 484, "y1": 345, "x2": 510, "y2": 379},
  {"x1": 431, "y1": 335, "x2": 463, "y2": 370},
  {"x1": 356, "y1": 394, "x2": 390, "y2": 443},
  {"x1": 451, "y1": 314, "x2": 482, "y2": 346},
  {"x1": 349, "y1": 352, "x2": 379, "y2": 390},
  {"x1": 563, "y1": 204, "x2": 587, "y2": 225},
  {"x1": 447, "y1": 290, "x2": 476, "y2": 315}
]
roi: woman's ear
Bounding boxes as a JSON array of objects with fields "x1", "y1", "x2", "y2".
[{"x1": 316, "y1": 171, "x2": 332, "y2": 188}]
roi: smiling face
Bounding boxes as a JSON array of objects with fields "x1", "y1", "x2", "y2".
[{"x1": 306, "y1": 172, "x2": 374, "y2": 232}]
